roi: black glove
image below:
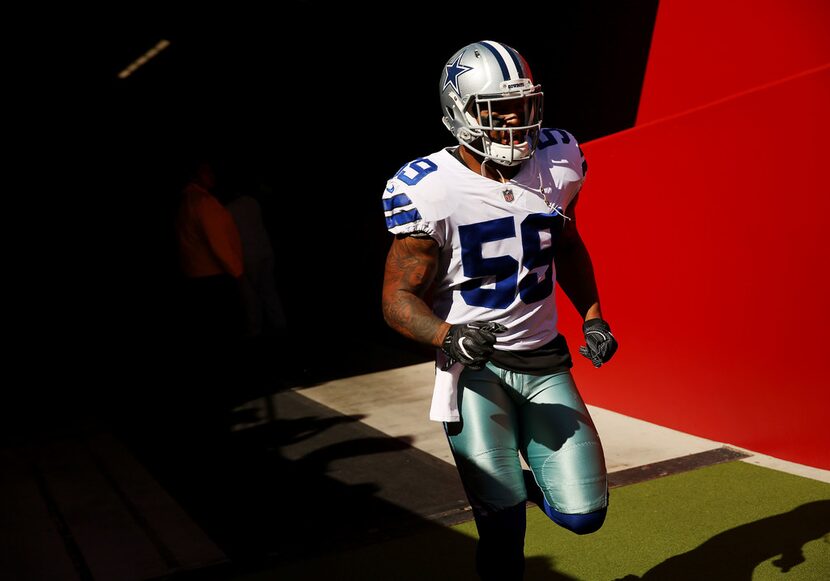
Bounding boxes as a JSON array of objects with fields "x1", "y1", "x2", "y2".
[
  {"x1": 578, "y1": 318, "x2": 618, "y2": 368},
  {"x1": 442, "y1": 321, "x2": 507, "y2": 370}
]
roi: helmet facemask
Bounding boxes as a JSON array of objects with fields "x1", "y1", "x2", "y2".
[{"x1": 450, "y1": 80, "x2": 543, "y2": 166}]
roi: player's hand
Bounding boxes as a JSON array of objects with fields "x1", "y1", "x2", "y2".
[
  {"x1": 442, "y1": 321, "x2": 507, "y2": 370},
  {"x1": 578, "y1": 318, "x2": 618, "y2": 368}
]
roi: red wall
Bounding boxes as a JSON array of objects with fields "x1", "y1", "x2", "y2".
[
  {"x1": 637, "y1": 0, "x2": 830, "y2": 125},
  {"x1": 564, "y1": 1, "x2": 830, "y2": 470}
]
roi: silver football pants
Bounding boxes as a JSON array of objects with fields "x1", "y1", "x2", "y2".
[{"x1": 445, "y1": 365, "x2": 608, "y2": 515}]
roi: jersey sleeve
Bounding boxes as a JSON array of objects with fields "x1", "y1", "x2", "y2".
[
  {"x1": 382, "y1": 179, "x2": 437, "y2": 238},
  {"x1": 537, "y1": 128, "x2": 587, "y2": 211},
  {"x1": 381, "y1": 155, "x2": 455, "y2": 247}
]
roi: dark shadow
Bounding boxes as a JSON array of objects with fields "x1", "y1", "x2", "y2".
[
  {"x1": 12, "y1": 5, "x2": 663, "y2": 578},
  {"x1": 66, "y1": 1, "x2": 661, "y2": 389},
  {"x1": 615, "y1": 500, "x2": 830, "y2": 581},
  {"x1": 113, "y1": 384, "x2": 587, "y2": 580},
  {"x1": 115, "y1": 393, "x2": 431, "y2": 567},
  {"x1": 521, "y1": 402, "x2": 589, "y2": 453}
]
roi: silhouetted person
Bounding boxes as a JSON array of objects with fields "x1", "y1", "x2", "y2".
[
  {"x1": 175, "y1": 161, "x2": 245, "y2": 342},
  {"x1": 172, "y1": 160, "x2": 247, "y2": 420},
  {"x1": 226, "y1": 190, "x2": 286, "y2": 339}
]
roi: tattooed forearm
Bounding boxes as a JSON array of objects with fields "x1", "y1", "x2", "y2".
[
  {"x1": 383, "y1": 292, "x2": 449, "y2": 346},
  {"x1": 382, "y1": 236, "x2": 450, "y2": 347}
]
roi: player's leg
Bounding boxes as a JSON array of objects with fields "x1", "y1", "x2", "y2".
[
  {"x1": 519, "y1": 370, "x2": 608, "y2": 534},
  {"x1": 445, "y1": 366, "x2": 527, "y2": 580}
]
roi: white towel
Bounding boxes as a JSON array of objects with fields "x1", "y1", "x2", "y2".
[{"x1": 429, "y1": 351, "x2": 463, "y2": 422}]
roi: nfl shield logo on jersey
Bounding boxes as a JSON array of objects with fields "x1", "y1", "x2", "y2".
[{"x1": 502, "y1": 188, "x2": 514, "y2": 203}]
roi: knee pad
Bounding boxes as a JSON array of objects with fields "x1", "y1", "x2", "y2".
[{"x1": 542, "y1": 499, "x2": 607, "y2": 535}]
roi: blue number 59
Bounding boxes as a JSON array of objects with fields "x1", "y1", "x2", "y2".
[{"x1": 458, "y1": 214, "x2": 561, "y2": 308}]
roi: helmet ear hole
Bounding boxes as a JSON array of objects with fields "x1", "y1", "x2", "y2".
[{"x1": 445, "y1": 106, "x2": 455, "y2": 121}]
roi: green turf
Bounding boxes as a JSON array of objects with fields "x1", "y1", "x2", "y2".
[{"x1": 237, "y1": 461, "x2": 830, "y2": 580}]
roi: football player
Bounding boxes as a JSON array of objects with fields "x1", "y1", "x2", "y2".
[{"x1": 381, "y1": 40, "x2": 618, "y2": 580}]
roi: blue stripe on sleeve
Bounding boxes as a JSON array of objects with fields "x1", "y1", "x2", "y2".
[
  {"x1": 385, "y1": 208, "x2": 423, "y2": 230},
  {"x1": 382, "y1": 192, "x2": 414, "y2": 212}
]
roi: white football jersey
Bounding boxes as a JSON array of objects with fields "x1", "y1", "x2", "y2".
[{"x1": 382, "y1": 129, "x2": 586, "y2": 352}]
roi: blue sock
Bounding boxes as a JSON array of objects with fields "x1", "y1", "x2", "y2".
[{"x1": 541, "y1": 498, "x2": 607, "y2": 535}]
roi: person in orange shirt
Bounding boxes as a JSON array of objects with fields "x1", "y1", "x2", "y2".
[{"x1": 175, "y1": 161, "x2": 245, "y2": 342}]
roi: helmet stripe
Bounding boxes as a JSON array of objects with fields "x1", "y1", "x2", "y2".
[
  {"x1": 480, "y1": 40, "x2": 520, "y2": 81},
  {"x1": 503, "y1": 45, "x2": 528, "y2": 79}
]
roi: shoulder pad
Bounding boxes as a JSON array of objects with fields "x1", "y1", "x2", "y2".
[
  {"x1": 383, "y1": 153, "x2": 458, "y2": 224},
  {"x1": 536, "y1": 128, "x2": 587, "y2": 177}
]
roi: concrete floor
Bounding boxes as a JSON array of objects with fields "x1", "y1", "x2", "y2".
[
  {"x1": 6, "y1": 357, "x2": 826, "y2": 581},
  {"x1": 294, "y1": 362, "x2": 830, "y2": 483}
]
